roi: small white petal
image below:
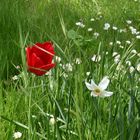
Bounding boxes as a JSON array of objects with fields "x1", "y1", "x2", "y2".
[
  {"x1": 91, "y1": 80, "x2": 98, "y2": 88},
  {"x1": 98, "y1": 76, "x2": 110, "y2": 90},
  {"x1": 102, "y1": 91, "x2": 113, "y2": 97},
  {"x1": 85, "y1": 82, "x2": 93, "y2": 91}
]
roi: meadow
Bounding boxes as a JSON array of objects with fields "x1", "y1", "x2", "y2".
[{"x1": 0, "y1": 0, "x2": 140, "y2": 139}]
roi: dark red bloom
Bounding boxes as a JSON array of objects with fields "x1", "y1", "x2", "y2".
[{"x1": 26, "y1": 42, "x2": 55, "y2": 76}]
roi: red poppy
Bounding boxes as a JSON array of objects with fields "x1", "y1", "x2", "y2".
[{"x1": 26, "y1": 42, "x2": 55, "y2": 76}]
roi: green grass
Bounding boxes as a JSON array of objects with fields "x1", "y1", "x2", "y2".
[{"x1": 0, "y1": 0, "x2": 140, "y2": 139}]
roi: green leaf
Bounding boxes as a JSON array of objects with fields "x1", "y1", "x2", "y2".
[{"x1": 67, "y1": 30, "x2": 78, "y2": 40}]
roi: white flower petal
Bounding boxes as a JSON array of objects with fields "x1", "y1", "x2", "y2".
[
  {"x1": 102, "y1": 91, "x2": 113, "y2": 97},
  {"x1": 85, "y1": 82, "x2": 93, "y2": 90},
  {"x1": 98, "y1": 76, "x2": 110, "y2": 90},
  {"x1": 91, "y1": 80, "x2": 98, "y2": 88},
  {"x1": 91, "y1": 91, "x2": 98, "y2": 97}
]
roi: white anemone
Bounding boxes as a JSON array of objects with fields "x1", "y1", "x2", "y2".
[{"x1": 85, "y1": 76, "x2": 113, "y2": 97}]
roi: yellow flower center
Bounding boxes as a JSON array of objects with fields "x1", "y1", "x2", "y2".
[{"x1": 94, "y1": 88, "x2": 101, "y2": 95}]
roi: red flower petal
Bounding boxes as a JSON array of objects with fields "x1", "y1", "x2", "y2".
[
  {"x1": 31, "y1": 42, "x2": 55, "y2": 64},
  {"x1": 40, "y1": 63, "x2": 56, "y2": 71},
  {"x1": 29, "y1": 63, "x2": 56, "y2": 76},
  {"x1": 26, "y1": 41, "x2": 56, "y2": 76},
  {"x1": 30, "y1": 53, "x2": 44, "y2": 68}
]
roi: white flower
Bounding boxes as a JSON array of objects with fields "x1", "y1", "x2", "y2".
[
  {"x1": 116, "y1": 41, "x2": 121, "y2": 45},
  {"x1": 109, "y1": 42, "x2": 113, "y2": 46},
  {"x1": 91, "y1": 54, "x2": 101, "y2": 62},
  {"x1": 129, "y1": 27, "x2": 137, "y2": 34},
  {"x1": 126, "y1": 20, "x2": 132, "y2": 24},
  {"x1": 114, "y1": 58, "x2": 120, "y2": 64},
  {"x1": 85, "y1": 76, "x2": 113, "y2": 97},
  {"x1": 129, "y1": 66, "x2": 135, "y2": 73},
  {"x1": 75, "y1": 22, "x2": 85, "y2": 28},
  {"x1": 76, "y1": 22, "x2": 81, "y2": 26},
  {"x1": 106, "y1": 51, "x2": 108, "y2": 55},
  {"x1": 126, "y1": 40, "x2": 131, "y2": 44},
  {"x1": 99, "y1": 15, "x2": 103, "y2": 19},
  {"x1": 16, "y1": 65, "x2": 20, "y2": 69},
  {"x1": 88, "y1": 28, "x2": 93, "y2": 32},
  {"x1": 119, "y1": 28, "x2": 127, "y2": 33},
  {"x1": 63, "y1": 73, "x2": 68, "y2": 78},
  {"x1": 49, "y1": 117, "x2": 56, "y2": 125},
  {"x1": 119, "y1": 45, "x2": 124, "y2": 49},
  {"x1": 12, "y1": 75, "x2": 18, "y2": 81},
  {"x1": 75, "y1": 58, "x2": 82, "y2": 64},
  {"x1": 112, "y1": 52, "x2": 118, "y2": 56},
  {"x1": 86, "y1": 72, "x2": 90, "y2": 76},
  {"x1": 113, "y1": 52, "x2": 120, "y2": 63},
  {"x1": 136, "y1": 35, "x2": 140, "y2": 39},
  {"x1": 32, "y1": 115, "x2": 37, "y2": 118},
  {"x1": 90, "y1": 18, "x2": 95, "y2": 21},
  {"x1": 104, "y1": 23, "x2": 110, "y2": 30},
  {"x1": 131, "y1": 28, "x2": 137, "y2": 34},
  {"x1": 129, "y1": 26, "x2": 134, "y2": 30},
  {"x1": 93, "y1": 32, "x2": 99, "y2": 38},
  {"x1": 112, "y1": 26, "x2": 118, "y2": 30},
  {"x1": 55, "y1": 56, "x2": 61, "y2": 63},
  {"x1": 13, "y1": 132, "x2": 22, "y2": 139},
  {"x1": 136, "y1": 63, "x2": 140, "y2": 72},
  {"x1": 63, "y1": 63, "x2": 73, "y2": 72},
  {"x1": 131, "y1": 49, "x2": 137, "y2": 54}
]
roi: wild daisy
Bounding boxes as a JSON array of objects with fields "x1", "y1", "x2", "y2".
[
  {"x1": 63, "y1": 63, "x2": 73, "y2": 72},
  {"x1": 113, "y1": 52, "x2": 120, "y2": 63},
  {"x1": 129, "y1": 66, "x2": 135, "y2": 73},
  {"x1": 109, "y1": 42, "x2": 113, "y2": 46},
  {"x1": 126, "y1": 40, "x2": 131, "y2": 44},
  {"x1": 93, "y1": 32, "x2": 99, "y2": 38},
  {"x1": 112, "y1": 26, "x2": 118, "y2": 30},
  {"x1": 119, "y1": 45, "x2": 124, "y2": 49},
  {"x1": 75, "y1": 58, "x2": 82, "y2": 64},
  {"x1": 136, "y1": 35, "x2": 140, "y2": 39},
  {"x1": 55, "y1": 56, "x2": 61, "y2": 63},
  {"x1": 129, "y1": 26, "x2": 137, "y2": 34},
  {"x1": 90, "y1": 18, "x2": 95, "y2": 21},
  {"x1": 91, "y1": 54, "x2": 101, "y2": 62},
  {"x1": 75, "y1": 22, "x2": 85, "y2": 28},
  {"x1": 119, "y1": 28, "x2": 127, "y2": 33},
  {"x1": 116, "y1": 40, "x2": 121, "y2": 45},
  {"x1": 12, "y1": 75, "x2": 19, "y2": 81},
  {"x1": 126, "y1": 20, "x2": 132, "y2": 24},
  {"x1": 13, "y1": 132, "x2": 22, "y2": 139},
  {"x1": 85, "y1": 76, "x2": 113, "y2": 97},
  {"x1": 104, "y1": 23, "x2": 110, "y2": 30},
  {"x1": 87, "y1": 28, "x2": 93, "y2": 32},
  {"x1": 112, "y1": 52, "x2": 120, "y2": 58},
  {"x1": 49, "y1": 117, "x2": 56, "y2": 125},
  {"x1": 86, "y1": 72, "x2": 90, "y2": 76}
]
